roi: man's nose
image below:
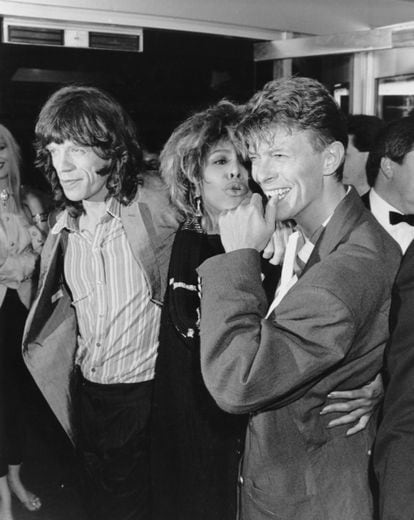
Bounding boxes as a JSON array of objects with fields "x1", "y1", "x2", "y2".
[
  {"x1": 252, "y1": 157, "x2": 272, "y2": 185},
  {"x1": 54, "y1": 149, "x2": 74, "y2": 173}
]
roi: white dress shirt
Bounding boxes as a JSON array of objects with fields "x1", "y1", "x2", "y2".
[{"x1": 369, "y1": 188, "x2": 414, "y2": 253}]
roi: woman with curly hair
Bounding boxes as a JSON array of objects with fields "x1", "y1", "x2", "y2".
[
  {"x1": 0, "y1": 123, "x2": 47, "y2": 520},
  {"x1": 151, "y1": 100, "x2": 269, "y2": 520}
]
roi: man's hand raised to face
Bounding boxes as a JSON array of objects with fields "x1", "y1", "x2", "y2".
[{"x1": 218, "y1": 193, "x2": 277, "y2": 253}]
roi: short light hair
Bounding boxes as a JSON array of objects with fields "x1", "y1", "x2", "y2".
[
  {"x1": 160, "y1": 100, "x2": 245, "y2": 217},
  {"x1": 240, "y1": 76, "x2": 348, "y2": 180}
]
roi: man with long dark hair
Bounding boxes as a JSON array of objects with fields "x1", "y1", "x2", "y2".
[{"x1": 22, "y1": 85, "x2": 179, "y2": 520}]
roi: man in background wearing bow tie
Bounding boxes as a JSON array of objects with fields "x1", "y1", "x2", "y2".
[
  {"x1": 197, "y1": 77, "x2": 401, "y2": 520},
  {"x1": 361, "y1": 116, "x2": 414, "y2": 253},
  {"x1": 372, "y1": 117, "x2": 414, "y2": 518}
]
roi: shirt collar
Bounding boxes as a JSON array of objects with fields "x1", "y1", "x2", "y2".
[
  {"x1": 295, "y1": 186, "x2": 351, "y2": 263},
  {"x1": 51, "y1": 197, "x2": 121, "y2": 235},
  {"x1": 369, "y1": 188, "x2": 401, "y2": 227},
  {"x1": 106, "y1": 197, "x2": 122, "y2": 220},
  {"x1": 51, "y1": 209, "x2": 76, "y2": 235},
  {"x1": 296, "y1": 186, "x2": 351, "y2": 245}
]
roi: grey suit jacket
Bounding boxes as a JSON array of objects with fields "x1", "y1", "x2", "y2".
[
  {"x1": 198, "y1": 188, "x2": 401, "y2": 520},
  {"x1": 22, "y1": 175, "x2": 180, "y2": 442}
]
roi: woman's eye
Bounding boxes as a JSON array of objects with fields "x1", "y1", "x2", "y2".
[{"x1": 214, "y1": 159, "x2": 227, "y2": 165}]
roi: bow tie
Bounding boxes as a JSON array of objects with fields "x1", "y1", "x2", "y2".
[{"x1": 389, "y1": 211, "x2": 414, "y2": 226}]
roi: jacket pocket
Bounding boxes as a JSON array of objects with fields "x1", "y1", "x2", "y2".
[{"x1": 244, "y1": 478, "x2": 318, "y2": 519}]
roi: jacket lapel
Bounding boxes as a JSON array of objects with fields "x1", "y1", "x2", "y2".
[
  {"x1": 121, "y1": 200, "x2": 162, "y2": 303},
  {"x1": 303, "y1": 188, "x2": 365, "y2": 274},
  {"x1": 24, "y1": 231, "x2": 66, "y2": 345}
]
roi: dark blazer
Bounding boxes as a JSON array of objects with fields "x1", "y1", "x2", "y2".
[
  {"x1": 22, "y1": 175, "x2": 180, "y2": 442},
  {"x1": 374, "y1": 240, "x2": 414, "y2": 520},
  {"x1": 198, "y1": 188, "x2": 401, "y2": 520}
]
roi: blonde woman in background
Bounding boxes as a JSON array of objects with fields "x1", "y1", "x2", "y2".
[{"x1": 0, "y1": 124, "x2": 48, "y2": 520}]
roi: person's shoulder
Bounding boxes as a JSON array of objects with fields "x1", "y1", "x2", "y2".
[
  {"x1": 358, "y1": 202, "x2": 401, "y2": 260},
  {"x1": 135, "y1": 173, "x2": 168, "y2": 203},
  {"x1": 140, "y1": 171, "x2": 168, "y2": 193},
  {"x1": 127, "y1": 173, "x2": 182, "y2": 226}
]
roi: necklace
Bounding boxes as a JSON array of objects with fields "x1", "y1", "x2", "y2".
[{"x1": 0, "y1": 189, "x2": 10, "y2": 202}]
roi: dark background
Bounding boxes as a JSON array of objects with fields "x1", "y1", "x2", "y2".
[{"x1": 0, "y1": 28, "x2": 255, "y2": 190}]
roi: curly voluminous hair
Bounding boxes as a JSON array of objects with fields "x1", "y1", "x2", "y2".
[
  {"x1": 34, "y1": 85, "x2": 143, "y2": 216},
  {"x1": 0, "y1": 124, "x2": 24, "y2": 211},
  {"x1": 160, "y1": 100, "x2": 245, "y2": 217},
  {"x1": 239, "y1": 76, "x2": 348, "y2": 181}
]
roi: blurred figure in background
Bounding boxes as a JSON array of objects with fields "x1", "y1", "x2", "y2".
[
  {"x1": 0, "y1": 124, "x2": 47, "y2": 520},
  {"x1": 364, "y1": 116, "x2": 414, "y2": 254},
  {"x1": 372, "y1": 117, "x2": 414, "y2": 519},
  {"x1": 343, "y1": 114, "x2": 384, "y2": 196}
]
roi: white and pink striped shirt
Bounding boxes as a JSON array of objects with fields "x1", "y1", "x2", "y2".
[{"x1": 52, "y1": 198, "x2": 161, "y2": 384}]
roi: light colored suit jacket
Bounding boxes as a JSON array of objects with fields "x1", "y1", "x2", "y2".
[
  {"x1": 198, "y1": 188, "x2": 401, "y2": 520},
  {"x1": 22, "y1": 175, "x2": 180, "y2": 442}
]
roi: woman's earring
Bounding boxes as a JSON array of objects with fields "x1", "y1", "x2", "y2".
[{"x1": 195, "y1": 196, "x2": 203, "y2": 217}]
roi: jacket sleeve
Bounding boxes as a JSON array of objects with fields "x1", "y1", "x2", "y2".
[
  {"x1": 374, "y1": 249, "x2": 414, "y2": 520},
  {"x1": 197, "y1": 248, "x2": 356, "y2": 415}
]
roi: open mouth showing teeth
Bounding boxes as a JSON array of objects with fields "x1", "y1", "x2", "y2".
[{"x1": 266, "y1": 188, "x2": 291, "y2": 201}]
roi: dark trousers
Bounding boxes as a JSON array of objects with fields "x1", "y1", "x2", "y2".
[
  {"x1": 75, "y1": 373, "x2": 153, "y2": 520},
  {"x1": 0, "y1": 290, "x2": 28, "y2": 477}
]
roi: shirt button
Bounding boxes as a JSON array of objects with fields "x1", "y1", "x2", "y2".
[
  {"x1": 9, "y1": 242, "x2": 14, "y2": 247},
  {"x1": 91, "y1": 368, "x2": 96, "y2": 373},
  {"x1": 96, "y1": 342, "x2": 101, "y2": 347},
  {"x1": 238, "y1": 476, "x2": 244, "y2": 485}
]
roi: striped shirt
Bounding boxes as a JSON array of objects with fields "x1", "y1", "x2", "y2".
[{"x1": 51, "y1": 198, "x2": 161, "y2": 384}]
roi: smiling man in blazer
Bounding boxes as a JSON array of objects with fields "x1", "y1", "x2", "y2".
[{"x1": 197, "y1": 77, "x2": 401, "y2": 520}]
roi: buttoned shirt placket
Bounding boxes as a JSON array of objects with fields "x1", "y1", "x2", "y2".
[{"x1": 88, "y1": 218, "x2": 108, "y2": 368}]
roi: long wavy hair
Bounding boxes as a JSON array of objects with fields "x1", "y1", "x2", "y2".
[
  {"x1": 34, "y1": 85, "x2": 143, "y2": 216},
  {"x1": 160, "y1": 100, "x2": 246, "y2": 218},
  {"x1": 0, "y1": 124, "x2": 24, "y2": 211}
]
